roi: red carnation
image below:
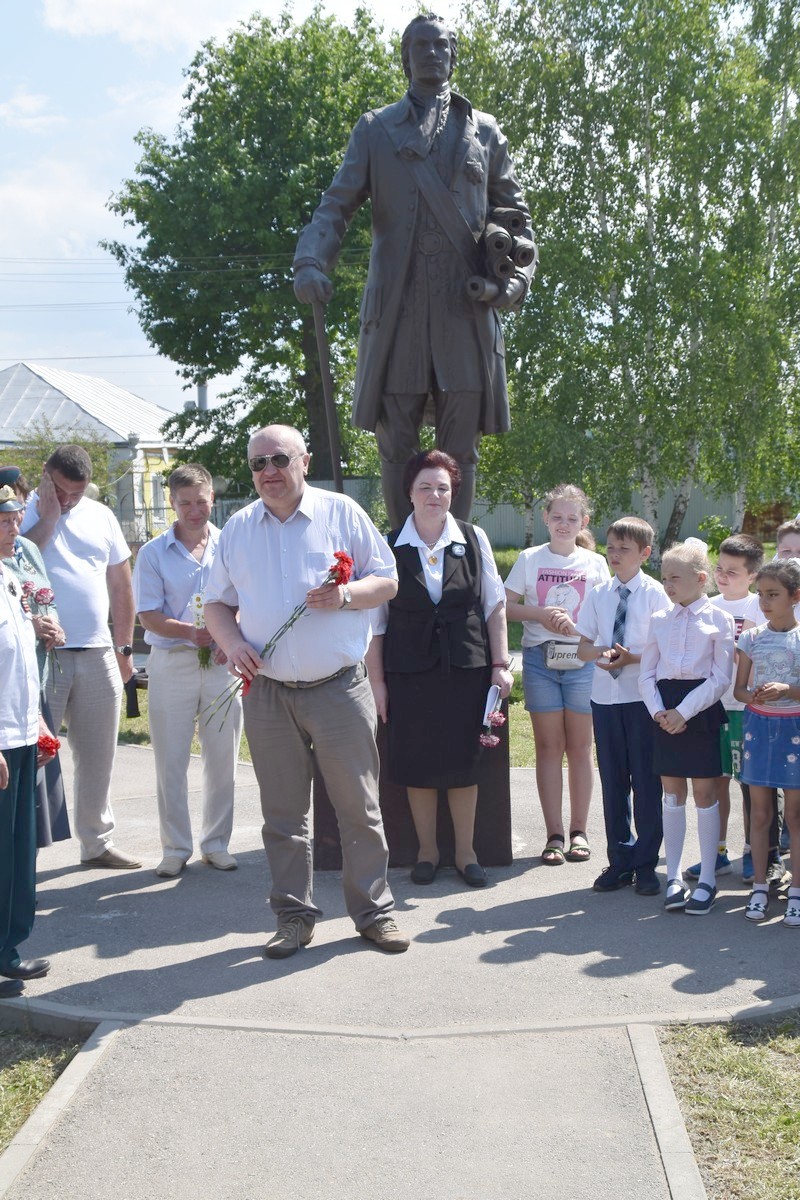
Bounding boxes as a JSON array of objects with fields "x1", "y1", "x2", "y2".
[
  {"x1": 34, "y1": 587, "x2": 55, "y2": 606},
  {"x1": 37, "y1": 734, "x2": 61, "y2": 756},
  {"x1": 331, "y1": 551, "x2": 354, "y2": 586}
]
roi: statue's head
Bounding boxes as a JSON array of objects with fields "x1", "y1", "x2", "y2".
[{"x1": 401, "y1": 13, "x2": 458, "y2": 82}]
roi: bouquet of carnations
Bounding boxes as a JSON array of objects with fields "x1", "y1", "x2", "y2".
[
  {"x1": 204, "y1": 550, "x2": 354, "y2": 728},
  {"x1": 23, "y1": 582, "x2": 62, "y2": 674},
  {"x1": 479, "y1": 684, "x2": 506, "y2": 748}
]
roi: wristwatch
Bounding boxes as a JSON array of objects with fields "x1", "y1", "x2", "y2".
[
  {"x1": 339, "y1": 586, "x2": 352, "y2": 609},
  {"x1": 115, "y1": 644, "x2": 133, "y2": 656}
]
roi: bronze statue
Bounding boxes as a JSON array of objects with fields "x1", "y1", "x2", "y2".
[{"x1": 293, "y1": 12, "x2": 537, "y2": 528}]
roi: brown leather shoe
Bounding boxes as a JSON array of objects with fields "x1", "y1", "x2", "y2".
[{"x1": 359, "y1": 916, "x2": 410, "y2": 953}]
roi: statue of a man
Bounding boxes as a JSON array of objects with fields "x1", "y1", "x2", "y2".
[{"x1": 293, "y1": 12, "x2": 536, "y2": 528}]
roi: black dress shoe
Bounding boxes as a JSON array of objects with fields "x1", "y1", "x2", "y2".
[
  {"x1": 0, "y1": 958, "x2": 50, "y2": 980},
  {"x1": 0, "y1": 979, "x2": 24, "y2": 998},
  {"x1": 458, "y1": 863, "x2": 488, "y2": 888},
  {"x1": 410, "y1": 861, "x2": 438, "y2": 885}
]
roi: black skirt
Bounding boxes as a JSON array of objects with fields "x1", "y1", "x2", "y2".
[
  {"x1": 652, "y1": 678, "x2": 727, "y2": 779},
  {"x1": 386, "y1": 664, "x2": 492, "y2": 789}
]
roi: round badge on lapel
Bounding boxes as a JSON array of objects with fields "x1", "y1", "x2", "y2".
[{"x1": 451, "y1": 543, "x2": 466, "y2": 557}]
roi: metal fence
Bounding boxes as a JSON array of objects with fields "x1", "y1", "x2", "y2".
[{"x1": 119, "y1": 480, "x2": 753, "y2": 554}]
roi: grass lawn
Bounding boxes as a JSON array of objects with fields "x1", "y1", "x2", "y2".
[
  {"x1": 660, "y1": 1011, "x2": 800, "y2": 1200},
  {"x1": 0, "y1": 1030, "x2": 79, "y2": 1154}
]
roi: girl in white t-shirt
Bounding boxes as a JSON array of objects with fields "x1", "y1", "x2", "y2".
[
  {"x1": 505, "y1": 484, "x2": 610, "y2": 866},
  {"x1": 735, "y1": 560, "x2": 800, "y2": 926}
]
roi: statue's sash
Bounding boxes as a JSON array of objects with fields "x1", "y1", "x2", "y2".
[{"x1": 372, "y1": 109, "x2": 484, "y2": 278}]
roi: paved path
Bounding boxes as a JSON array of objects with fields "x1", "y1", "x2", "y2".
[{"x1": 0, "y1": 741, "x2": 796, "y2": 1198}]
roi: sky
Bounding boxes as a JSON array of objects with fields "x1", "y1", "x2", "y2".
[{"x1": 0, "y1": 0, "x2": 439, "y2": 416}]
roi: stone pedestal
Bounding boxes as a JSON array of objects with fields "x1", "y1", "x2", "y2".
[{"x1": 312, "y1": 700, "x2": 513, "y2": 868}]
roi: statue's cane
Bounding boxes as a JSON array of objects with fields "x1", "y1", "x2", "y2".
[{"x1": 311, "y1": 300, "x2": 344, "y2": 493}]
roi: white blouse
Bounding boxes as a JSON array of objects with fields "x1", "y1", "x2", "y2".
[{"x1": 639, "y1": 596, "x2": 735, "y2": 722}]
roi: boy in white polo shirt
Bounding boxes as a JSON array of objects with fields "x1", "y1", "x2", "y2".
[{"x1": 577, "y1": 517, "x2": 670, "y2": 894}]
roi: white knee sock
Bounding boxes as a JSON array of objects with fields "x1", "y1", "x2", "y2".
[
  {"x1": 697, "y1": 802, "x2": 721, "y2": 889},
  {"x1": 662, "y1": 795, "x2": 686, "y2": 882}
]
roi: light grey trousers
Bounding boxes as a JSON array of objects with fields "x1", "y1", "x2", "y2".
[
  {"x1": 46, "y1": 648, "x2": 122, "y2": 859},
  {"x1": 147, "y1": 647, "x2": 242, "y2": 859},
  {"x1": 243, "y1": 662, "x2": 394, "y2": 930}
]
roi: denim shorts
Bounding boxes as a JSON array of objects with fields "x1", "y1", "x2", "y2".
[
  {"x1": 522, "y1": 643, "x2": 594, "y2": 715},
  {"x1": 741, "y1": 709, "x2": 800, "y2": 789}
]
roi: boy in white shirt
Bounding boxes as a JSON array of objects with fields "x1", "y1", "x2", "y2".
[
  {"x1": 577, "y1": 518, "x2": 670, "y2": 894},
  {"x1": 685, "y1": 535, "x2": 770, "y2": 883}
]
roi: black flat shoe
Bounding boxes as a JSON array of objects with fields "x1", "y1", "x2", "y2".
[
  {"x1": 0, "y1": 958, "x2": 50, "y2": 980},
  {"x1": 458, "y1": 863, "x2": 488, "y2": 888},
  {"x1": 410, "y1": 861, "x2": 438, "y2": 885},
  {"x1": 0, "y1": 979, "x2": 24, "y2": 998}
]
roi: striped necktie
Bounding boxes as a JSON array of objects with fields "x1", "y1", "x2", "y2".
[{"x1": 608, "y1": 585, "x2": 630, "y2": 679}]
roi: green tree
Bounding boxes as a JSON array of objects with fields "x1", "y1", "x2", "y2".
[
  {"x1": 3, "y1": 420, "x2": 114, "y2": 500},
  {"x1": 463, "y1": 0, "x2": 800, "y2": 551},
  {"x1": 105, "y1": 9, "x2": 400, "y2": 483}
]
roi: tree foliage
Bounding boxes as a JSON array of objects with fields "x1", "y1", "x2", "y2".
[
  {"x1": 2, "y1": 420, "x2": 114, "y2": 500},
  {"x1": 463, "y1": 0, "x2": 800, "y2": 549},
  {"x1": 107, "y1": 1, "x2": 800, "y2": 546},
  {"x1": 105, "y1": 8, "x2": 401, "y2": 484}
]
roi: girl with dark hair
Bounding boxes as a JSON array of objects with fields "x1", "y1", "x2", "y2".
[{"x1": 735, "y1": 560, "x2": 800, "y2": 925}]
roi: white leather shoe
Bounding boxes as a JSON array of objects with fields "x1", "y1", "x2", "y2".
[
  {"x1": 155, "y1": 856, "x2": 186, "y2": 878},
  {"x1": 201, "y1": 850, "x2": 238, "y2": 871}
]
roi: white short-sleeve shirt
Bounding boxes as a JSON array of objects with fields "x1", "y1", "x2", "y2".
[
  {"x1": 20, "y1": 493, "x2": 130, "y2": 648},
  {"x1": 575, "y1": 570, "x2": 671, "y2": 705},
  {"x1": 504, "y1": 543, "x2": 611, "y2": 648}
]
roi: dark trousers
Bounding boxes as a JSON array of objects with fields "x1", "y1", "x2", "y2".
[
  {"x1": 0, "y1": 743, "x2": 37, "y2": 970},
  {"x1": 592, "y1": 701, "x2": 663, "y2": 872}
]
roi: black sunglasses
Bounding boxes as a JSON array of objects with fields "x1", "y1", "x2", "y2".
[{"x1": 248, "y1": 453, "x2": 301, "y2": 472}]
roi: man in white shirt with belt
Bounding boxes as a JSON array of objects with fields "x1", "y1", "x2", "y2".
[
  {"x1": 205, "y1": 425, "x2": 409, "y2": 958},
  {"x1": 133, "y1": 463, "x2": 242, "y2": 878},
  {"x1": 20, "y1": 445, "x2": 141, "y2": 869}
]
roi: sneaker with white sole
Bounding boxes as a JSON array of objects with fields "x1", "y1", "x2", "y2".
[
  {"x1": 684, "y1": 851, "x2": 732, "y2": 881},
  {"x1": 359, "y1": 916, "x2": 410, "y2": 953},
  {"x1": 767, "y1": 855, "x2": 789, "y2": 889},
  {"x1": 744, "y1": 889, "x2": 769, "y2": 922}
]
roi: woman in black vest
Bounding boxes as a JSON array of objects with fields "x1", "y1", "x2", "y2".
[{"x1": 366, "y1": 451, "x2": 513, "y2": 886}]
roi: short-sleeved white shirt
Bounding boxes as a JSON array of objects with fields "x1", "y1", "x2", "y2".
[
  {"x1": 504, "y1": 543, "x2": 611, "y2": 648},
  {"x1": 205, "y1": 486, "x2": 397, "y2": 683},
  {"x1": 133, "y1": 523, "x2": 221, "y2": 649},
  {"x1": 575, "y1": 570, "x2": 671, "y2": 705},
  {"x1": 20, "y1": 493, "x2": 130, "y2": 648}
]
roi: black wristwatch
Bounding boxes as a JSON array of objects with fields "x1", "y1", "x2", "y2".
[{"x1": 115, "y1": 644, "x2": 133, "y2": 656}]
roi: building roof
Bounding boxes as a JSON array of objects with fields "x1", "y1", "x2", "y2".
[{"x1": 0, "y1": 361, "x2": 179, "y2": 449}]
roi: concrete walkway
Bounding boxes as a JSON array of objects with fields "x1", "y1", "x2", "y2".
[{"x1": 1, "y1": 741, "x2": 796, "y2": 1198}]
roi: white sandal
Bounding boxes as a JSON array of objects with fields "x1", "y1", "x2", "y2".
[{"x1": 745, "y1": 888, "x2": 769, "y2": 922}]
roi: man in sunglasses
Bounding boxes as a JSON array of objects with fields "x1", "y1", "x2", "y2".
[{"x1": 204, "y1": 425, "x2": 409, "y2": 958}]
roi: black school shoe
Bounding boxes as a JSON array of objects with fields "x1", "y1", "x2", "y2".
[
  {"x1": 634, "y1": 868, "x2": 660, "y2": 896},
  {"x1": 593, "y1": 865, "x2": 634, "y2": 892}
]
